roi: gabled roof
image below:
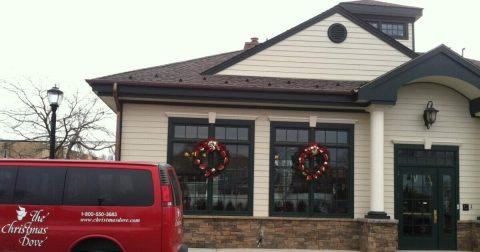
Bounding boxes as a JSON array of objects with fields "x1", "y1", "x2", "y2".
[
  {"x1": 202, "y1": 4, "x2": 418, "y2": 75},
  {"x1": 357, "y1": 44, "x2": 480, "y2": 114}
]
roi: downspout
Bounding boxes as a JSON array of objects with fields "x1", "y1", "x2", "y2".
[{"x1": 113, "y1": 82, "x2": 122, "y2": 161}]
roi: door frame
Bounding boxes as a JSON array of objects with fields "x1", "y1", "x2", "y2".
[{"x1": 394, "y1": 144, "x2": 459, "y2": 250}]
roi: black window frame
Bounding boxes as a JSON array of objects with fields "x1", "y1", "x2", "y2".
[
  {"x1": 367, "y1": 20, "x2": 408, "y2": 40},
  {"x1": 269, "y1": 122, "x2": 354, "y2": 218},
  {"x1": 167, "y1": 117, "x2": 255, "y2": 216}
]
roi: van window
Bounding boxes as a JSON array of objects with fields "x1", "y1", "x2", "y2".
[
  {"x1": 64, "y1": 168, "x2": 154, "y2": 206},
  {"x1": 0, "y1": 167, "x2": 16, "y2": 204},
  {"x1": 168, "y1": 170, "x2": 182, "y2": 206},
  {"x1": 14, "y1": 167, "x2": 66, "y2": 205}
]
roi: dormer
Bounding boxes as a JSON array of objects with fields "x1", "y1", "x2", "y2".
[{"x1": 340, "y1": 0, "x2": 423, "y2": 51}]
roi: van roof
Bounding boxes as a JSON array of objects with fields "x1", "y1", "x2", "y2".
[{"x1": 0, "y1": 159, "x2": 162, "y2": 169}]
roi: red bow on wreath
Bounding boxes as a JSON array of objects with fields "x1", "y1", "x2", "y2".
[
  {"x1": 193, "y1": 138, "x2": 230, "y2": 177},
  {"x1": 297, "y1": 143, "x2": 330, "y2": 181}
]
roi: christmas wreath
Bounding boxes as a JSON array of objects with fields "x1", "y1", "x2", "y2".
[
  {"x1": 193, "y1": 138, "x2": 230, "y2": 177},
  {"x1": 297, "y1": 143, "x2": 330, "y2": 181}
]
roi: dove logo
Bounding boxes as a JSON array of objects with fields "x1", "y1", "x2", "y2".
[{"x1": 16, "y1": 206, "x2": 27, "y2": 221}]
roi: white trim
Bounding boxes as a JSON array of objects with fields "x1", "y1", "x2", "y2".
[
  {"x1": 216, "y1": 114, "x2": 258, "y2": 121},
  {"x1": 208, "y1": 112, "x2": 216, "y2": 124},
  {"x1": 391, "y1": 139, "x2": 424, "y2": 145},
  {"x1": 309, "y1": 116, "x2": 317, "y2": 128},
  {"x1": 431, "y1": 140, "x2": 463, "y2": 147},
  {"x1": 165, "y1": 112, "x2": 208, "y2": 118},
  {"x1": 269, "y1": 116, "x2": 357, "y2": 124},
  {"x1": 268, "y1": 116, "x2": 309, "y2": 123},
  {"x1": 391, "y1": 138, "x2": 463, "y2": 147},
  {"x1": 316, "y1": 118, "x2": 358, "y2": 124},
  {"x1": 165, "y1": 112, "x2": 258, "y2": 121}
]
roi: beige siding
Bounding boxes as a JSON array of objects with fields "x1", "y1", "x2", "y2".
[
  {"x1": 218, "y1": 13, "x2": 411, "y2": 81},
  {"x1": 121, "y1": 103, "x2": 370, "y2": 218},
  {"x1": 384, "y1": 83, "x2": 480, "y2": 220},
  {"x1": 121, "y1": 106, "x2": 168, "y2": 162}
]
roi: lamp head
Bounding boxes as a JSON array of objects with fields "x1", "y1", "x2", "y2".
[{"x1": 47, "y1": 86, "x2": 63, "y2": 107}]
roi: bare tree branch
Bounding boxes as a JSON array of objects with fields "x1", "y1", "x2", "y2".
[{"x1": 0, "y1": 78, "x2": 114, "y2": 159}]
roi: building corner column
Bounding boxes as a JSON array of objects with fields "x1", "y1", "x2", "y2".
[{"x1": 365, "y1": 105, "x2": 389, "y2": 219}]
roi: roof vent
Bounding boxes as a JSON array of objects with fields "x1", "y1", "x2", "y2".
[{"x1": 328, "y1": 23, "x2": 347, "y2": 43}]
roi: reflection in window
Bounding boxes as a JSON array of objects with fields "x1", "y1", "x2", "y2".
[
  {"x1": 271, "y1": 124, "x2": 353, "y2": 217},
  {"x1": 169, "y1": 119, "x2": 253, "y2": 215}
]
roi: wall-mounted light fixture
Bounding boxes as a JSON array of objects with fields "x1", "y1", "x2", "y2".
[{"x1": 423, "y1": 101, "x2": 439, "y2": 129}]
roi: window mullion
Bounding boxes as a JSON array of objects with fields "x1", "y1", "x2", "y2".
[
  {"x1": 308, "y1": 127, "x2": 315, "y2": 215},
  {"x1": 207, "y1": 124, "x2": 215, "y2": 213}
]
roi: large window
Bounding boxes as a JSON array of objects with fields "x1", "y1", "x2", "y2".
[
  {"x1": 270, "y1": 122, "x2": 353, "y2": 217},
  {"x1": 168, "y1": 118, "x2": 254, "y2": 215}
]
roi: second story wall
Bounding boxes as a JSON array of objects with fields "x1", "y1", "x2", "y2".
[{"x1": 218, "y1": 13, "x2": 412, "y2": 81}]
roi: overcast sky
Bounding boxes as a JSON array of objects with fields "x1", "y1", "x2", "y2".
[{"x1": 1, "y1": 0, "x2": 479, "y2": 134}]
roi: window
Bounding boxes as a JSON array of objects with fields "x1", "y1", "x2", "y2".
[
  {"x1": 381, "y1": 22, "x2": 406, "y2": 38},
  {"x1": 366, "y1": 20, "x2": 407, "y2": 39},
  {"x1": 0, "y1": 167, "x2": 16, "y2": 203},
  {"x1": 270, "y1": 122, "x2": 353, "y2": 217},
  {"x1": 168, "y1": 118, "x2": 254, "y2": 215},
  {"x1": 64, "y1": 168, "x2": 153, "y2": 206},
  {"x1": 14, "y1": 167, "x2": 66, "y2": 205}
]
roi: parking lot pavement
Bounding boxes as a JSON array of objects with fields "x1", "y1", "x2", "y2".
[
  {"x1": 189, "y1": 249, "x2": 464, "y2": 252},
  {"x1": 189, "y1": 249, "x2": 359, "y2": 252}
]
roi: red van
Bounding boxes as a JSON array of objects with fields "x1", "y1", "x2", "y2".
[{"x1": 0, "y1": 159, "x2": 187, "y2": 252}]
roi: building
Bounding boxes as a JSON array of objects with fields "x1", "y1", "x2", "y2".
[
  {"x1": 1, "y1": 140, "x2": 100, "y2": 160},
  {"x1": 87, "y1": 1, "x2": 480, "y2": 251},
  {"x1": 1, "y1": 140, "x2": 49, "y2": 159}
]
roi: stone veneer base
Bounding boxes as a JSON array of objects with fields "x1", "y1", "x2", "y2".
[
  {"x1": 183, "y1": 216, "x2": 397, "y2": 252},
  {"x1": 458, "y1": 220, "x2": 480, "y2": 251}
]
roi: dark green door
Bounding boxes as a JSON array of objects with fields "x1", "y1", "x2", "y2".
[{"x1": 395, "y1": 145, "x2": 458, "y2": 250}]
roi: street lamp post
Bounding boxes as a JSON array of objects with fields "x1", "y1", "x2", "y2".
[{"x1": 47, "y1": 86, "x2": 63, "y2": 159}]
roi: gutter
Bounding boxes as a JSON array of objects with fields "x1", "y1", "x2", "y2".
[{"x1": 113, "y1": 82, "x2": 122, "y2": 161}]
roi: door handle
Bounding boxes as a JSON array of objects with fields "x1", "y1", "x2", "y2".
[{"x1": 433, "y1": 209, "x2": 438, "y2": 224}]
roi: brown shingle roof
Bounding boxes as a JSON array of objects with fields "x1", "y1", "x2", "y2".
[{"x1": 89, "y1": 50, "x2": 365, "y2": 95}]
